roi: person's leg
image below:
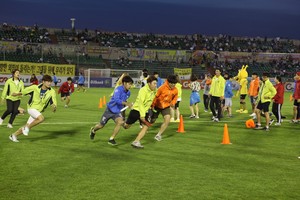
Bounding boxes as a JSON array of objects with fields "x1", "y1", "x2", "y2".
[
  {"x1": 1, "y1": 99, "x2": 14, "y2": 121},
  {"x1": 156, "y1": 114, "x2": 170, "y2": 136},
  {"x1": 195, "y1": 103, "x2": 199, "y2": 118},
  {"x1": 170, "y1": 106, "x2": 175, "y2": 121},
  {"x1": 272, "y1": 103, "x2": 279, "y2": 122},
  {"x1": 265, "y1": 112, "x2": 270, "y2": 128},
  {"x1": 109, "y1": 117, "x2": 124, "y2": 139},
  {"x1": 65, "y1": 96, "x2": 71, "y2": 107},
  {"x1": 210, "y1": 96, "x2": 217, "y2": 117},
  {"x1": 133, "y1": 125, "x2": 149, "y2": 142},
  {"x1": 216, "y1": 98, "x2": 222, "y2": 119},
  {"x1": 189, "y1": 105, "x2": 195, "y2": 117},
  {"x1": 8, "y1": 100, "x2": 21, "y2": 125},
  {"x1": 255, "y1": 108, "x2": 261, "y2": 125}
]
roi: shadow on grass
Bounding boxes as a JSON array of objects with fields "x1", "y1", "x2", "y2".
[{"x1": 29, "y1": 128, "x2": 81, "y2": 142}]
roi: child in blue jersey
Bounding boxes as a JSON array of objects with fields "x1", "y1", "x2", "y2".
[
  {"x1": 223, "y1": 74, "x2": 233, "y2": 117},
  {"x1": 89, "y1": 75, "x2": 134, "y2": 146},
  {"x1": 77, "y1": 72, "x2": 86, "y2": 92}
]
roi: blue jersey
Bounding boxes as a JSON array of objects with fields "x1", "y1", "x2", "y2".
[
  {"x1": 78, "y1": 75, "x2": 85, "y2": 84},
  {"x1": 157, "y1": 77, "x2": 164, "y2": 88},
  {"x1": 108, "y1": 85, "x2": 130, "y2": 113},
  {"x1": 53, "y1": 75, "x2": 57, "y2": 83},
  {"x1": 224, "y1": 80, "x2": 233, "y2": 98}
]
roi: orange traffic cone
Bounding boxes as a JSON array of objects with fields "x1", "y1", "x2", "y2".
[
  {"x1": 103, "y1": 96, "x2": 106, "y2": 105},
  {"x1": 221, "y1": 123, "x2": 231, "y2": 144},
  {"x1": 176, "y1": 115, "x2": 185, "y2": 133},
  {"x1": 98, "y1": 98, "x2": 103, "y2": 108}
]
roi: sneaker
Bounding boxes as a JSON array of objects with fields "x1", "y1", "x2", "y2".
[
  {"x1": 64, "y1": 105, "x2": 68, "y2": 108},
  {"x1": 9, "y1": 134, "x2": 19, "y2": 142},
  {"x1": 22, "y1": 126, "x2": 29, "y2": 136},
  {"x1": 195, "y1": 116, "x2": 199, "y2": 119},
  {"x1": 170, "y1": 118, "x2": 175, "y2": 122},
  {"x1": 90, "y1": 127, "x2": 95, "y2": 140},
  {"x1": 175, "y1": 119, "x2": 180, "y2": 122},
  {"x1": 269, "y1": 119, "x2": 275, "y2": 126},
  {"x1": 275, "y1": 122, "x2": 281, "y2": 126},
  {"x1": 189, "y1": 114, "x2": 195, "y2": 118},
  {"x1": 249, "y1": 113, "x2": 256, "y2": 117},
  {"x1": 263, "y1": 127, "x2": 270, "y2": 131},
  {"x1": 211, "y1": 116, "x2": 216, "y2": 120},
  {"x1": 154, "y1": 134, "x2": 162, "y2": 141},
  {"x1": 290, "y1": 119, "x2": 298, "y2": 123},
  {"x1": 213, "y1": 118, "x2": 219, "y2": 122},
  {"x1": 252, "y1": 115, "x2": 257, "y2": 120},
  {"x1": 254, "y1": 125, "x2": 263, "y2": 130},
  {"x1": 7, "y1": 123, "x2": 13, "y2": 128},
  {"x1": 280, "y1": 119, "x2": 284, "y2": 123},
  {"x1": 131, "y1": 141, "x2": 144, "y2": 149},
  {"x1": 0, "y1": 118, "x2": 3, "y2": 125},
  {"x1": 241, "y1": 110, "x2": 248, "y2": 114},
  {"x1": 204, "y1": 109, "x2": 208, "y2": 112},
  {"x1": 108, "y1": 139, "x2": 117, "y2": 146}
]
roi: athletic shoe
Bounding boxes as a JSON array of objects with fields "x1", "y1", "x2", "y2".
[
  {"x1": 175, "y1": 119, "x2": 180, "y2": 122},
  {"x1": 275, "y1": 122, "x2": 281, "y2": 126},
  {"x1": 22, "y1": 126, "x2": 29, "y2": 136},
  {"x1": 131, "y1": 141, "x2": 144, "y2": 149},
  {"x1": 213, "y1": 118, "x2": 219, "y2": 122},
  {"x1": 189, "y1": 114, "x2": 195, "y2": 118},
  {"x1": 263, "y1": 127, "x2": 270, "y2": 131},
  {"x1": 195, "y1": 116, "x2": 199, "y2": 119},
  {"x1": 0, "y1": 118, "x2": 3, "y2": 125},
  {"x1": 280, "y1": 119, "x2": 284, "y2": 123},
  {"x1": 249, "y1": 113, "x2": 256, "y2": 117},
  {"x1": 7, "y1": 124, "x2": 13, "y2": 128},
  {"x1": 241, "y1": 110, "x2": 248, "y2": 114},
  {"x1": 170, "y1": 118, "x2": 175, "y2": 122},
  {"x1": 204, "y1": 109, "x2": 208, "y2": 112},
  {"x1": 252, "y1": 115, "x2": 257, "y2": 120},
  {"x1": 154, "y1": 134, "x2": 162, "y2": 141},
  {"x1": 254, "y1": 125, "x2": 263, "y2": 130},
  {"x1": 89, "y1": 127, "x2": 95, "y2": 140},
  {"x1": 290, "y1": 119, "x2": 298, "y2": 123},
  {"x1": 9, "y1": 134, "x2": 19, "y2": 142},
  {"x1": 269, "y1": 119, "x2": 275, "y2": 126},
  {"x1": 108, "y1": 139, "x2": 117, "y2": 146},
  {"x1": 64, "y1": 105, "x2": 68, "y2": 108}
]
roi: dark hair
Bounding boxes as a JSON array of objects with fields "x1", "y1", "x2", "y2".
[
  {"x1": 167, "y1": 74, "x2": 178, "y2": 84},
  {"x1": 143, "y1": 72, "x2": 148, "y2": 78},
  {"x1": 42, "y1": 75, "x2": 53, "y2": 82},
  {"x1": 252, "y1": 72, "x2": 258, "y2": 76},
  {"x1": 122, "y1": 75, "x2": 134, "y2": 84},
  {"x1": 153, "y1": 72, "x2": 159, "y2": 75},
  {"x1": 190, "y1": 74, "x2": 198, "y2": 82},
  {"x1": 262, "y1": 72, "x2": 269, "y2": 77},
  {"x1": 67, "y1": 77, "x2": 73, "y2": 81},
  {"x1": 147, "y1": 75, "x2": 158, "y2": 83},
  {"x1": 12, "y1": 69, "x2": 19, "y2": 76},
  {"x1": 142, "y1": 69, "x2": 148, "y2": 73},
  {"x1": 275, "y1": 76, "x2": 281, "y2": 82}
]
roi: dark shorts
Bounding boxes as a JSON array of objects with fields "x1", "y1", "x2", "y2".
[
  {"x1": 78, "y1": 84, "x2": 84, "y2": 86},
  {"x1": 99, "y1": 108, "x2": 123, "y2": 126},
  {"x1": 61, "y1": 92, "x2": 71, "y2": 98},
  {"x1": 293, "y1": 100, "x2": 300, "y2": 107},
  {"x1": 250, "y1": 96, "x2": 257, "y2": 104},
  {"x1": 126, "y1": 109, "x2": 152, "y2": 125},
  {"x1": 54, "y1": 82, "x2": 58, "y2": 86},
  {"x1": 150, "y1": 107, "x2": 171, "y2": 123},
  {"x1": 240, "y1": 94, "x2": 247, "y2": 100},
  {"x1": 175, "y1": 101, "x2": 180, "y2": 109},
  {"x1": 256, "y1": 101, "x2": 270, "y2": 112}
]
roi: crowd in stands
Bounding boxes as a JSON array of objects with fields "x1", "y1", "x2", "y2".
[{"x1": 1, "y1": 22, "x2": 300, "y2": 79}]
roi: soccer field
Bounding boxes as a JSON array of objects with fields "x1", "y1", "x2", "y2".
[{"x1": 0, "y1": 87, "x2": 299, "y2": 200}]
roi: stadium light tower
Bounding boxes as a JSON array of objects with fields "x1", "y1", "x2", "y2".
[{"x1": 70, "y1": 18, "x2": 76, "y2": 30}]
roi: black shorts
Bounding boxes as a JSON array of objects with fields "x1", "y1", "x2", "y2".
[
  {"x1": 256, "y1": 101, "x2": 270, "y2": 112},
  {"x1": 61, "y1": 92, "x2": 71, "y2": 98},
  {"x1": 126, "y1": 109, "x2": 153, "y2": 125},
  {"x1": 293, "y1": 100, "x2": 300, "y2": 107},
  {"x1": 240, "y1": 94, "x2": 247, "y2": 100},
  {"x1": 175, "y1": 101, "x2": 180, "y2": 109}
]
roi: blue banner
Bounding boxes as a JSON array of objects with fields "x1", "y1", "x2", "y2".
[{"x1": 90, "y1": 77, "x2": 112, "y2": 88}]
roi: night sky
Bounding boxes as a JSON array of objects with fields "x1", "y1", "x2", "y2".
[{"x1": 1, "y1": 0, "x2": 300, "y2": 39}]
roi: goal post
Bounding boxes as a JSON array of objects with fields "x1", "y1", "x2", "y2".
[{"x1": 85, "y1": 68, "x2": 143, "y2": 88}]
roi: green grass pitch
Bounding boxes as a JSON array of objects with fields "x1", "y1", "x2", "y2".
[{"x1": 0, "y1": 87, "x2": 299, "y2": 200}]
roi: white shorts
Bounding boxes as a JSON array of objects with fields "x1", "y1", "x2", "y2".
[
  {"x1": 27, "y1": 109, "x2": 42, "y2": 125},
  {"x1": 225, "y1": 98, "x2": 232, "y2": 107}
]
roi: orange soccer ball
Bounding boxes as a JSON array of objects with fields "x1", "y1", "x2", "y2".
[{"x1": 245, "y1": 119, "x2": 255, "y2": 128}]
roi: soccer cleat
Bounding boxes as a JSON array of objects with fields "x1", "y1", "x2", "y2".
[
  {"x1": 7, "y1": 124, "x2": 13, "y2": 128},
  {"x1": 22, "y1": 126, "x2": 29, "y2": 136},
  {"x1": 108, "y1": 139, "x2": 117, "y2": 146},
  {"x1": 254, "y1": 125, "x2": 263, "y2": 130},
  {"x1": 154, "y1": 134, "x2": 162, "y2": 141},
  {"x1": 9, "y1": 135, "x2": 19, "y2": 142},
  {"x1": 269, "y1": 119, "x2": 275, "y2": 126},
  {"x1": 131, "y1": 141, "x2": 144, "y2": 149},
  {"x1": 89, "y1": 127, "x2": 95, "y2": 140},
  {"x1": 274, "y1": 122, "x2": 281, "y2": 126}
]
